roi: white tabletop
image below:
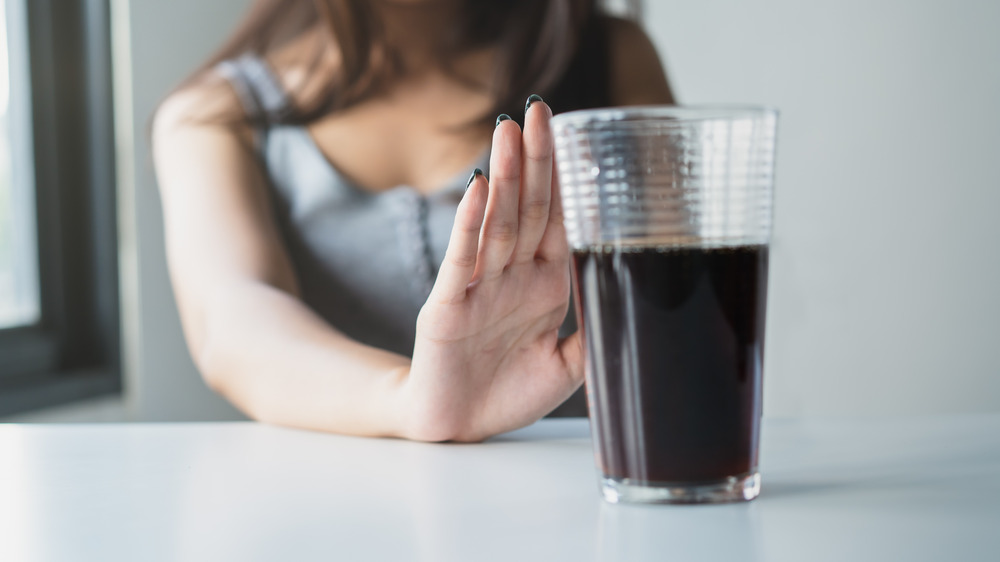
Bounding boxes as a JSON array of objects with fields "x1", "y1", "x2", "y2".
[{"x1": 1, "y1": 415, "x2": 998, "y2": 562}]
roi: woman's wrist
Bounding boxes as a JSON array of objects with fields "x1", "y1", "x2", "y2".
[
  {"x1": 392, "y1": 360, "x2": 477, "y2": 443},
  {"x1": 383, "y1": 364, "x2": 423, "y2": 440},
  {"x1": 393, "y1": 364, "x2": 443, "y2": 442}
]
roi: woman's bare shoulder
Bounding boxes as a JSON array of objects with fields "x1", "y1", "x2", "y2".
[
  {"x1": 153, "y1": 71, "x2": 251, "y2": 151},
  {"x1": 604, "y1": 16, "x2": 676, "y2": 106},
  {"x1": 151, "y1": 72, "x2": 265, "y2": 218},
  {"x1": 155, "y1": 25, "x2": 334, "y2": 143}
]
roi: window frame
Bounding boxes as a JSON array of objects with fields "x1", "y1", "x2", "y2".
[{"x1": 0, "y1": 0, "x2": 120, "y2": 416}]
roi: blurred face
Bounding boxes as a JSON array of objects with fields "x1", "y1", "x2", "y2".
[
  {"x1": 374, "y1": 0, "x2": 459, "y2": 6},
  {"x1": 366, "y1": 0, "x2": 465, "y2": 43}
]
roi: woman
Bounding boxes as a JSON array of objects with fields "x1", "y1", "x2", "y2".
[{"x1": 153, "y1": 0, "x2": 674, "y2": 441}]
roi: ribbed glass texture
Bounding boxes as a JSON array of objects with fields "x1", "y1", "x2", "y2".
[{"x1": 552, "y1": 106, "x2": 778, "y2": 249}]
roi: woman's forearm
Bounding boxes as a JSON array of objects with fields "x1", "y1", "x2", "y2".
[{"x1": 196, "y1": 280, "x2": 412, "y2": 437}]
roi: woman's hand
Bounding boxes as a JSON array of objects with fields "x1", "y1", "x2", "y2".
[{"x1": 402, "y1": 99, "x2": 585, "y2": 442}]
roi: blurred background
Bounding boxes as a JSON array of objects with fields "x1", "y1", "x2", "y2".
[{"x1": 1, "y1": 0, "x2": 998, "y2": 422}]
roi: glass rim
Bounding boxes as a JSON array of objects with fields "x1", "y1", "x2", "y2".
[{"x1": 550, "y1": 104, "x2": 778, "y2": 129}]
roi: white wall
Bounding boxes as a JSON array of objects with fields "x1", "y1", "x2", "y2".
[
  {"x1": 121, "y1": 0, "x2": 254, "y2": 420},
  {"x1": 9, "y1": 0, "x2": 999, "y2": 422},
  {"x1": 645, "y1": 0, "x2": 1000, "y2": 416}
]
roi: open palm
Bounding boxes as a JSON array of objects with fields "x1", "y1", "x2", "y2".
[{"x1": 403, "y1": 100, "x2": 585, "y2": 442}]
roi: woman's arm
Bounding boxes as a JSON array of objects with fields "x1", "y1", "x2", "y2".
[
  {"x1": 153, "y1": 81, "x2": 410, "y2": 437},
  {"x1": 153, "y1": 79, "x2": 584, "y2": 443},
  {"x1": 152, "y1": 21, "x2": 675, "y2": 440}
]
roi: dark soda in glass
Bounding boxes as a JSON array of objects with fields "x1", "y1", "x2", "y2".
[{"x1": 572, "y1": 244, "x2": 768, "y2": 485}]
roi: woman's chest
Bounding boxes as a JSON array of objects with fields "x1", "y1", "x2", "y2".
[{"x1": 306, "y1": 90, "x2": 493, "y2": 195}]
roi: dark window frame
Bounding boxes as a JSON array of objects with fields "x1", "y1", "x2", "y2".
[{"x1": 0, "y1": 0, "x2": 120, "y2": 416}]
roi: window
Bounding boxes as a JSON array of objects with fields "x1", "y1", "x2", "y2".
[
  {"x1": 0, "y1": 0, "x2": 119, "y2": 416},
  {"x1": 0, "y1": 0, "x2": 39, "y2": 330}
]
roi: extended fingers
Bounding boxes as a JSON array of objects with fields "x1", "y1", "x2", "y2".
[
  {"x1": 475, "y1": 115, "x2": 522, "y2": 281},
  {"x1": 536, "y1": 149, "x2": 569, "y2": 262},
  {"x1": 511, "y1": 95, "x2": 554, "y2": 264},
  {"x1": 432, "y1": 170, "x2": 488, "y2": 302}
]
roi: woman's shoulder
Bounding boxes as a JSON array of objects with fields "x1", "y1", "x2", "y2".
[
  {"x1": 152, "y1": 76, "x2": 262, "y2": 218},
  {"x1": 155, "y1": 27, "x2": 338, "y2": 141},
  {"x1": 154, "y1": 73, "x2": 247, "y2": 136},
  {"x1": 152, "y1": 74, "x2": 260, "y2": 193},
  {"x1": 602, "y1": 15, "x2": 676, "y2": 105}
]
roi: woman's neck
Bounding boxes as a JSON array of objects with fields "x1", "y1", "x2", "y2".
[{"x1": 373, "y1": 0, "x2": 463, "y2": 73}]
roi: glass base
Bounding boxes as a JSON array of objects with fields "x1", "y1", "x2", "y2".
[{"x1": 600, "y1": 471, "x2": 760, "y2": 504}]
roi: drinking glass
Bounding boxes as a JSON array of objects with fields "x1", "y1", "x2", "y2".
[{"x1": 552, "y1": 106, "x2": 778, "y2": 504}]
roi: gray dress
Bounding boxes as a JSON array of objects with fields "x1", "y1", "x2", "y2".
[{"x1": 218, "y1": 56, "x2": 586, "y2": 417}]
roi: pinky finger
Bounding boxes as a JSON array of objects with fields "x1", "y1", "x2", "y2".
[{"x1": 431, "y1": 170, "x2": 488, "y2": 303}]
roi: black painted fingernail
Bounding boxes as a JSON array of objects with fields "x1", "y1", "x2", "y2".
[
  {"x1": 525, "y1": 94, "x2": 543, "y2": 113},
  {"x1": 495, "y1": 114, "x2": 511, "y2": 127},
  {"x1": 466, "y1": 168, "x2": 482, "y2": 189}
]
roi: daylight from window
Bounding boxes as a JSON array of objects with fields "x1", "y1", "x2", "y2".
[{"x1": 0, "y1": 0, "x2": 40, "y2": 329}]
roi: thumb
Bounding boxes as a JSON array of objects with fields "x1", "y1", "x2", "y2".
[{"x1": 558, "y1": 330, "x2": 586, "y2": 387}]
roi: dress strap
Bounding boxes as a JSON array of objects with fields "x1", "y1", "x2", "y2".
[{"x1": 216, "y1": 54, "x2": 291, "y2": 121}]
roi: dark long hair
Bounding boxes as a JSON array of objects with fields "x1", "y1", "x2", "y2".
[{"x1": 180, "y1": 0, "x2": 640, "y2": 126}]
